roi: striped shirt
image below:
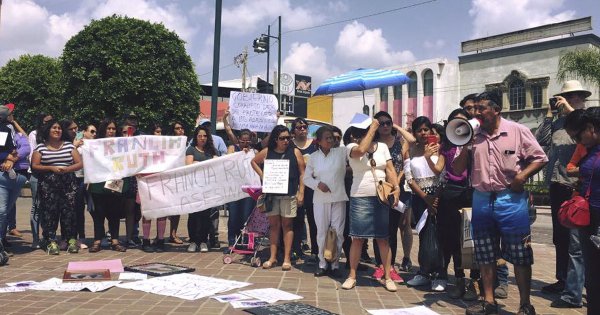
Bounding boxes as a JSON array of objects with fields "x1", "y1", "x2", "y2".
[{"x1": 35, "y1": 142, "x2": 75, "y2": 166}]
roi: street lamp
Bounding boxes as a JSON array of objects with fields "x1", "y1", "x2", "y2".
[{"x1": 252, "y1": 16, "x2": 281, "y2": 103}]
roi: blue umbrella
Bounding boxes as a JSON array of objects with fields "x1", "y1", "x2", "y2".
[{"x1": 313, "y1": 68, "x2": 412, "y2": 96}]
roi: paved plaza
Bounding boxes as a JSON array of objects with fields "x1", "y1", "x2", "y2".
[{"x1": 0, "y1": 198, "x2": 588, "y2": 314}]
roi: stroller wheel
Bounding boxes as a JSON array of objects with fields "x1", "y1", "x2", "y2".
[
  {"x1": 250, "y1": 257, "x2": 261, "y2": 268},
  {"x1": 223, "y1": 255, "x2": 233, "y2": 264}
]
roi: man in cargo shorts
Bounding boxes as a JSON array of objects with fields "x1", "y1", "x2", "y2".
[{"x1": 453, "y1": 91, "x2": 548, "y2": 315}]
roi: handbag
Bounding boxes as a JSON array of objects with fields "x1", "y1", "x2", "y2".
[
  {"x1": 370, "y1": 162, "x2": 395, "y2": 206},
  {"x1": 559, "y1": 153, "x2": 600, "y2": 229},
  {"x1": 323, "y1": 227, "x2": 338, "y2": 263}
]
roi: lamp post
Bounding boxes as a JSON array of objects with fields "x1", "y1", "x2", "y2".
[{"x1": 253, "y1": 16, "x2": 281, "y2": 99}]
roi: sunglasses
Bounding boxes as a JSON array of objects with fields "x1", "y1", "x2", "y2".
[
  {"x1": 89, "y1": 130, "x2": 96, "y2": 134},
  {"x1": 367, "y1": 152, "x2": 376, "y2": 167},
  {"x1": 295, "y1": 125, "x2": 307, "y2": 130},
  {"x1": 278, "y1": 136, "x2": 291, "y2": 141},
  {"x1": 378, "y1": 120, "x2": 392, "y2": 127}
]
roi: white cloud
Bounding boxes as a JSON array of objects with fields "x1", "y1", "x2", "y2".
[
  {"x1": 334, "y1": 21, "x2": 415, "y2": 68},
  {"x1": 469, "y1": 0, "x2": 576, "y2": 38},
  {"x1": 221, "y1": 0, "x2": 325, "y2": 36},
  {"x1": 282, "y1": 42, "x2": 335, "y2": 85},
  {"x1": 423, "y1": 39, "x2": 445, "y2": 50},
  {"x1": 328, "y1": 1, "x2": 349, "y2": 13}
]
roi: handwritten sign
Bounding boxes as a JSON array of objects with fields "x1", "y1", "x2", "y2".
[
  {"x1": 262, "y1": 159, "x2": 289, "y2": 194},
  {"x1": 229, "y1": 91, "x2": 278, "y2": 132},
  {"x1": 137, "y1": 151, "x2": 261, "y2": 219},
  {"x1": 81, "y1": 135, "x2": 187, "y2": 183}
]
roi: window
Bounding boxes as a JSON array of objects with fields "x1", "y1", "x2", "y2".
[
  {"x1": 379, "y1": 87, "x2": 388, "y2": 101},
  {"x1": 393, "y1": 85, "x2": 402, "y2": 100},
  {"x1": 407, "y1": 72, "x2": 417, "y2": 98},
  {"x1": 509, "y1": 80, "x2": 525, "y2": 110},
  {"x1": 423, "y1": 70, "x2": 433, "y2": 96},
  {"x1": 531, "y1": 85, "x2": 543, "y2": 108}
]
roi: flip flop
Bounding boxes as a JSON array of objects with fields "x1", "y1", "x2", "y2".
[{"x1": 262, "y1": 260, "x2": 277, "y2": 269}]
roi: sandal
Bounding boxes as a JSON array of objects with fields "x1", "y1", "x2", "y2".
[
  {"x1": 88, "y1": 241, "x2": 102, "y2": 253},
  {"x1": 342, "y1": 278, "x2": 356, "y2": 290},
  {"x1": 262, "y1": 260, "x2": 277, "y2": 269},
  {"x1": 169, "y1": 236, "x2": 183, "y2": 244},
  {"x1": 282, "y1": 262, "x2": 292, "y2": 271},
  {"x1": 110, "y1": 242, "x2": 127, "y2": 252}
]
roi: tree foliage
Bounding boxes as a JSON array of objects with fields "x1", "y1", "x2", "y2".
[
  {"x1": 0, "y1": 54, "x2": 63, "y2": 131},
  {"x1": 62, "y1": 15, "x2": 201, "y2": 130},
  {"x1": 557, "y1": 47, "x2": 600, "y2": 86}
]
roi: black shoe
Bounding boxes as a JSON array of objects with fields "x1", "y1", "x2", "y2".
[
  {"x1": 517, "y1": 303, "x2": 535, "y2": 315},
  {"x1": 142, "y1": 239, "x2": 155, "y2": 253},
  {"x1": 210, "y1": 238, "x2": 220, "y2": 249},
  {"x1": 400, "y1": 257, "x2": 412, "y2": 272},
  {"x1": 465, "y1": 301, "x2": 499, "y2": 315},
  {"x1": 550, "y1": 298, "x2": 581, "y2": 308},
  {"x1": 314, "y1": 267, "x2": 327, "y2": 277},
  {"x1": 541, "y1": 280, "x2": 564, "y2": 294},
  {"x1": 154, "y1": 239, "x2": 165, "y2": 253},
  {"x1": 301, "y1": 242, "x2": 310, "y2": 253}
]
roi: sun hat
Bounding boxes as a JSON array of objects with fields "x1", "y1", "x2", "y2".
[{"x1": 554, "y1": 80, "x2": 592, "y2": 98}]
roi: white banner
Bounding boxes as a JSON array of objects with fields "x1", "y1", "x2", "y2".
[
  {"x1": 81, "y1": 135, "x2": 187, "y2": 183},
  {"x1": 137, "y1": 151, "x2": 261, "y2": 219},
  {"x1": 229, "y1": 91, "x2": 278, "y2": 132}
]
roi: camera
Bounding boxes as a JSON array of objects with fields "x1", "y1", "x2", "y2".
[{"x1": 549, "y1": 97, "x2": 558, "y2": 110}]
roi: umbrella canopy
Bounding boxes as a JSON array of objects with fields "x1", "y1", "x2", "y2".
[{"x1": 313, "y1": 68, "x2": 411, "y2": 96}]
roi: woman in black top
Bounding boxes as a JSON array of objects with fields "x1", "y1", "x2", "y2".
[{"x1": 252, "y1": 125, "x2": 305, "y2": 271}]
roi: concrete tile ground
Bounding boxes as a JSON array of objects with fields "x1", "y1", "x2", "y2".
[{"x1": 0, "y1": 199, "x2": 587, "y2": 314}]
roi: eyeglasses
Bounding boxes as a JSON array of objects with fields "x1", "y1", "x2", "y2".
[
  {"x1": 367, "y1": 152, "x2": 376, "y2": 167},
  {"x1": 295, "y1": 125, "x2": 307, "y2": 130},
  {"x1": 89, "y1": 130, "x2": 96, "y2": 134},
  {"x1": 278, "y1": 136, "x2": 291, "y2": 141},
  {"x1": 379, "y1": 120, "x2": 392, "y2": 127}
]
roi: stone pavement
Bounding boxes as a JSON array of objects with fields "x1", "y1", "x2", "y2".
[{"x1": 0, "y1": 198, "x2": 587, "y2": 315}]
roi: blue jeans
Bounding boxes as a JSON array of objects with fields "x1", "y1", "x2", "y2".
[
  {"x1": 560, "y1": 228, "x2": 584, "y2": 306},
  {"x1": 30, "y1": 174, "x2": 40, "y2": 242},
  {"x1": 0, "y1": 172, "x2": 27, "y2": 240},
  {"x1": 227, "y1": 197, "x2": 255, "y2": 246},
  {"x1": 496, "y1": 263, "x2": 508, "y2": 286}
]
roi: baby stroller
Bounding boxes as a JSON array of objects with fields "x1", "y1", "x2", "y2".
[{"x1": 223, "y1": 185, "x2": 270, "y2": 267}]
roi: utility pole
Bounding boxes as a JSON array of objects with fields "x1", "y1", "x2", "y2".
[
  {"x1": 210, "y1": 0, "x2": 222, "y2": 133},
  {"x1": 234, "y1": 48, "x2": 248, "y2": 91}
]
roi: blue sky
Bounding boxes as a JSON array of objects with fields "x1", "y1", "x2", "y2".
[{"x1": 1, "y1": 0, "x2": 599, "y2": 87}]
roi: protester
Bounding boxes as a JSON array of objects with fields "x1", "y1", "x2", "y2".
[
  {"x1": 564, "y1": 107, "x2": 600, "y2": 315},
  {"x1": 453, "y1": 91, "x2": 548, "y2": 315},
  {"x1": 403, "y1": 116, "x2": 446, "y2": 291},
  {"x1": 168, "y1": 121, "x2": 187, "y2": 245},
  {"x1": 28, "y1": 113, "x2": 53, "y2": 249},
  {"x1": 303, "y1": 126, "x2": 348, "y2": 278},
  {"x1": 31, "y1": 119, "x2": 83, "y2": 255},
  {"x1": 342, "y1": 118, "x2": 400, "y2": 292},
  {"x1": 119, "y1": 124, "x2": 140, "y2": 248},
  {"x1": 186, "y1": 124, "x2": 219, "y2": 253},
  {"x1": 88, "y1": 118, "x2": 127, "y2": 253},
  {"x1": 77, "y1": 124, "x2": 96, "y2": 240},
  {"x1": 151, "y1": 123, "x2": 162, "y2": 135},
  {"x1": 460, "y1": 93, "x2": 478, "y2": 118},
  {"x1": 371, "y1": 111, "x2": 415, "y2": 283},
  {"x1": 251, "y1": 125, "x2": 305, "y2": 271},
  {"x1": 536, "y1": 80, "x2": 589, "y2": 309}
]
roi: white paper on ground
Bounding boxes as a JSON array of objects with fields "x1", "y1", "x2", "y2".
[
  {"x1": 367, "y1": 305, "x2": 441, "y2": 315},
  {"x1": 415, "y1": 209, "x2": 429, "y2": 234},
  {"x1": 392, "y1": 200, "x2": 406, "y2": 213},
  {"x1": 212, "y1": 293, "x2": 253, "y2": 303},
  {"x1": 0, "y1": 287, "x2": 26, "y2": 293},
  {"x1": 229, "y1": 300, "x2": 270, "y2": 309},
  {"x1": 118, "y1": 272, "x2": 148, "y2": 281},
  {"x1": 238, "y1": 288, "x2": 303, "y2": 304},
  {"x1": 6, "y1": 281, "x2": 39, "y2": 287},
  {"x1": 28, "y1": 278, "x2": 120, "y2": 292}
]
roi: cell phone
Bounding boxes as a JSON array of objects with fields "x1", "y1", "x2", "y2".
[
  {"x1": 75, "y1": 131, "x2": 84, "y2": 140},
  {"x1": 549, "y1": 97, "x2": 558, "y2": 110},
  {"x1": 426, "y1": 135, "x2": 438, "y2": 145},
  {"x1": 127, "y1": 126, "x2": 134, "y2": 137}
]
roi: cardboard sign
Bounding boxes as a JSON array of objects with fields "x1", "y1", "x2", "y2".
[
  {"x1": 229, "y1": 91, "x2": 278, "y2": 132},
  {"x1": 262, "y1": 159, "x2": 289, "y2": 194}
]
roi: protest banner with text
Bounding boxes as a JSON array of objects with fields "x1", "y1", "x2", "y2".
[
  {"x1": 229, "y1": 91, "x2": 278, "y2": 132},
  {"x1": 81, "y1": 135, "x2": 187, "y2": 183},
  {"x1": 137, "y1": 151, "x2": 261, "y2": 219}
]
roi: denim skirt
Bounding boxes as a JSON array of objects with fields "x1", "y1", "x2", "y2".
[{"x1": 349, "y1": 196, "x2": 389, "y2": 239}]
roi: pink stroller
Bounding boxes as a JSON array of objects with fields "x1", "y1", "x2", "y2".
[{"x1": 222, "y1": 186, "x2": 270, "y2": 267}]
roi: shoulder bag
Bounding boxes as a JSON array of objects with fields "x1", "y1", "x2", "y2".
[
  {"x1": 559, "y1": 152, "x2": 600, "y2": 229},
  {"x1": 370, "y1": 158, "x2": 396, "y2": 206}
]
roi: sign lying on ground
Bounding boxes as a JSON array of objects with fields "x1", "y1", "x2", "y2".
[
  {"x1": 81, "y1": 135, "x2": 187, "y2": 183},
  {"x1": 137, "y1": 151, "x2": 261, "y2": 219},
  {"x1": 228, "y1": 91, "x2": 278, "y2": 132}
]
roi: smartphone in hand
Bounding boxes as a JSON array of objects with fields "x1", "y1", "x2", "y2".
[
  {"x1": 426, "y1": 135, "x2": 438, "y2": 145},
  {"x1": 75, "y1": 131, "x2": 84, "y2": 140}
]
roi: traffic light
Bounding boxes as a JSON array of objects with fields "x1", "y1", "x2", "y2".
[{"x1": 252, "y1": 35, "x2": 269, "y2": 53}]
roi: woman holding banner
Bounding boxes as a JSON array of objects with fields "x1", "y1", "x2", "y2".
[
  {"x1": 185, "y1": 124, "x2": 219, "y2": 253},
  {"x1": 168, "y1": 121, "x2": 187, "y2": 245},
  {"x1": 251, "y1": 125, "x2": 305, "y2": 271}
]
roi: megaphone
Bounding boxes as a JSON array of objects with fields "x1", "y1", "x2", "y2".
[{"x1": 445, "y1": 118, "x2": 481, "y2": 146}]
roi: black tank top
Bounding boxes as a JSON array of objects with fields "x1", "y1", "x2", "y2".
[{"x1": 266, "y1": 146, "x2": 299, "y2": 196}]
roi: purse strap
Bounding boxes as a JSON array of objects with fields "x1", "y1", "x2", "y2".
[{"x1": 584, "y1": 152, "x2": 600, "y2": 198}]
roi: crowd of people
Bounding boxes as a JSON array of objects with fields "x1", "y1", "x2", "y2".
[{"x1": 0, "y1": 79, "x2": 598, "y2": 315}]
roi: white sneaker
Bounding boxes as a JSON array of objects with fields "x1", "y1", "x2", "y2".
[
  {"x1": 407, "y1": 274, "x2": 430, "y2": 287},
  {"x1": 431, "y1": 279, "x2": 447, "y2": 292},
  {"x1": 199, "y1": 242, "x2": 208, "y2": 252}
]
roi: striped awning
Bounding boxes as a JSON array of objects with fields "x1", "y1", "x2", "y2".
[{"x1": 313, "y1": 68, "x2": 411, "y2": 96}]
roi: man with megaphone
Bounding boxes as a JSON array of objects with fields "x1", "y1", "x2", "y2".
[{"x1": 453, "y1": 91, "x2": 548, "y2": 315}]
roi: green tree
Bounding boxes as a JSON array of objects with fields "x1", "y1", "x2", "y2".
[
  {"x1": 0, "y1": 54, "x2": 63, "y2": 131},
  {"x1": 62, "y1": 15, "x2": 201, "y2": 130},
  {"x1": 557, "y1": 47, "x2": 600, "y2": 86}
]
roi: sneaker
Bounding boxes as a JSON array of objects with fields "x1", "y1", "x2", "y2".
[
  {"x1": 31, "y1": 239, "x2": 40, "y2": 250},
  {"x1": 67, "y1": 239, "x2": 79, "y2": 253},
  {"x1": 390, "y1": 268, "x2": 404, "y2": 284},
  {"x1": 462, "y1": 279, "x2": 479, "y2": 301},
  {"x1": 142, "y1": 239, "x2": 155, "y2": 253},
  {"x1": 210, "y1": 238, "x2": 220, "y2": 249},
  {"x1": 466, "y1": 301, "x2": 499, "y2": 315},
  {"x1": 400, "y1": 257, "x2": 412, "y2": 272},
  {"x1": 550, "y1": 298, "x2": 581, "y2": 308},
  {"x1": 431, "y1": 279, "x2": 447, "y2": 292},
  {"x1": 494, "y1": 284, "x2": 508, "y2": 299},
  {"x1": 517, "y1": 303, "x2": 536, "y2": 315},
  {"x1": 372, "y1": 267, "x2": 384, "y2": 280},
  {"x1": 341, "y1": 277, "x2": 356, "y2": 290},
  {"x1": 154, "y1": 239, "x2": 165, "y2": 253},
  {"x1": 187, "y1": 242, "x2": 198, "y2": 252},
  {"x1": 132, "y1": 236, "x2": 142, "y2": 246},
  {"x1": 383, "y1": 279, "x2": 397, "y2": 292},
  {"x1": 47, "y1": 241, "x2": 60, "y2": 255},
  {"x1": 126, "y1": 239, "x2": 138, "y2": 248},
  {"x1": 407, "y1": 274, "x2": 429, "y2": 287},
  {"x1": 541, "y1": 280, "x2": 564, "y2": 294},
  {"x1": 59, "y1": 240, "x2": 68, "y2": 251},
  {"x1": 199, "y1": 242, "x2": 209, "y2": 252}
]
